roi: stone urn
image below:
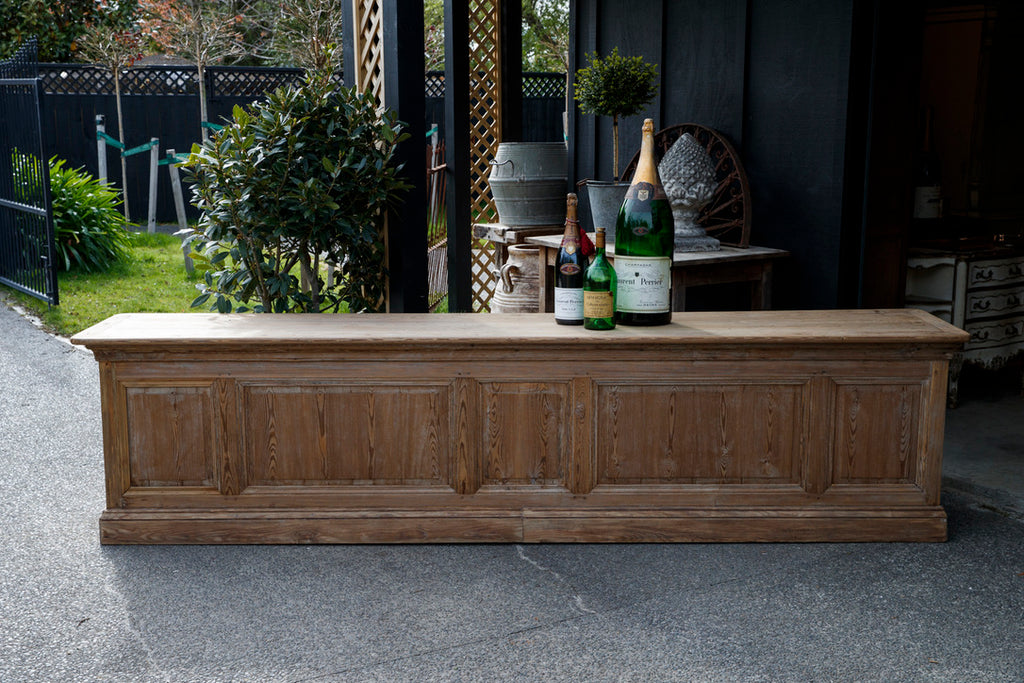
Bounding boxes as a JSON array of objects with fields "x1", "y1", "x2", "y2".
[
  {"x1": 659, "y1": 133, "x2": 720, "y2": 251},
  {"x1": 490, "y1": 244, "x2": 541, "y2": 313}
]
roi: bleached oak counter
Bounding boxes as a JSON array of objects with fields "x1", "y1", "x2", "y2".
[{"x1": 72, "y1": 310, "x2": 967, "y2": 544}]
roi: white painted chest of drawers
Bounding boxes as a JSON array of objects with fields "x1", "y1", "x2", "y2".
[{"x1": 906, "y1": 246, "x2": 1024, "y2": 405}]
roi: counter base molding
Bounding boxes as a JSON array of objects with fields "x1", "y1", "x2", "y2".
[{"x1": 72, "y1": 310, "x2": 967, "y2": 545}]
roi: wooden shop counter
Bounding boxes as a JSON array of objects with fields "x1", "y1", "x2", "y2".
[{"x1": 72, "y1": 309, "x2": 967, "y2": 544}]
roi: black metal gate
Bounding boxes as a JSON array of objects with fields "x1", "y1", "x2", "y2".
[{"x1": 0, "y1": 39, "x2": 58, "y2": 305}]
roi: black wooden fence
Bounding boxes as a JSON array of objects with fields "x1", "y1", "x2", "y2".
[{"x1": 37, "y1": 65, "x2": 565, "y2": 224}]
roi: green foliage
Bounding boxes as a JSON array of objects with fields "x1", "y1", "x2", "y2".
[
  {"x1": 10, "y1": 151, "x2": 130, "y2": 273},
  {"x1": 574, "y1": 47, "x2": 659, "y2": 179},
  {"x1": 0, "y1": 0, "x2": 138, "y2": 61},
  {"x1": 48, "y1": 158, "x2": 131, "y2": 272},
  {"x1": 522, "y1": 0, "x2": 568, "y2": 72},
  {"x1": 182, "y1": 69, "x2": 410, "y2": 314},
  {"x1": 574, "y1": 47, "x2": 658, "y2": 120}
]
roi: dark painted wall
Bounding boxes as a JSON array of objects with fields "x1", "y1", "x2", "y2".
[{"x1": 570, "y1": 0, "x2": 857, "y2": 309}]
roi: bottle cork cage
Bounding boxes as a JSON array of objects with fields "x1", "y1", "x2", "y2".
[{"x1": 71, "y1": 310, "x2": 967, "y2": 544}]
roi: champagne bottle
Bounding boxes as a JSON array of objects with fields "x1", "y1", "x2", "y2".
[
  {"x1": 614, "y1": 118, "x2": 674, "y2": 326},
  {"x1": 584, "y1": 227, "x2": 616, "y2": 330},
  {"x1": 554, "y1": 193, "x2": 586, "y2": 325},
  {"x1": 913, "y1": 106, "x2": 943, "y2": 224}
]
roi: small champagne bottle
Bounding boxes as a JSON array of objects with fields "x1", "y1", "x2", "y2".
[
  {"x1": 584, "y1": 227, "x2": 616, "y2": 330},
  {"x1": 554, "y1": 193, "x2": 586, "y2": 325}
]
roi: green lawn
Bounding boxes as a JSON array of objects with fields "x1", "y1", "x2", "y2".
[{"x1": 1, "y1": 232, "x2": 201, "y2": 338}]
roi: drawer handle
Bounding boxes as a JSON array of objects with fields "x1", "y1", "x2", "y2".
[
  {"x1": 972, "y1": 300, "x2": 991, "y2": 311},
  {"x1": 1009, "y1": 295, "x2": 1021, "y2": 306},
  {"x1": 1010, "y1": 264, "x2": 1023, "y2": 277},
  {"x1": 971, "y1": 329, "x2": 990, "y2": 341},
  {"x1": 975, "y1": 269, "x2": 994, "y2": 281}
]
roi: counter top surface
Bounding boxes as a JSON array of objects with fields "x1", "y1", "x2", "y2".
[{"x1": 71, "y1": 309, "x2": 969, "y2": 350}]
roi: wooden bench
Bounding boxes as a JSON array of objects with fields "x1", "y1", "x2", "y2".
[{"x1": 72, "y1": 309, "x2": 967, "y2": 544}]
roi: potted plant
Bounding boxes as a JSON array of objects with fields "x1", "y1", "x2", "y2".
[{"x1": 573, "y1": 47, "x2": 659, "y2": 236}]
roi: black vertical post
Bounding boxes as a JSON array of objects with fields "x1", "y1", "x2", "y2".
[
  {"x1": 445, "y1": 0, "x2": 473, "y2": 312},
  {"x1": 500, "y1": 0, "x2": 522, "y2": 143},
  {"x1": 340, "y1": 3, "x2": 355, "y2": 86},
  {"x1": 383, "y1": 0, "x2": 428, "y2": 312}
]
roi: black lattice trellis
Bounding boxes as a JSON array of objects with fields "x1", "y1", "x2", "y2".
[
  {"x1": 425, "y1": 70, "x2": 565, "y2": 100},
  {"x1": 522, "y1": 72, "x2": 566, "y2": 98}
]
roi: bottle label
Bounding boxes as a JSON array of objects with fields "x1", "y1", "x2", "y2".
[
  {"x1": 560, "y1": 235, "x2": 579, "y2": 255},
  {"x1": 554, "y1": 287, "x2": 584, "y2": 320},
  {"x1": 584, "y1": 290, "x2": 615, "y2": 319},
  {"x1": 614, "y1": 256, "x2": 671, "y2": 313},
  {"x1": 626, "y1": 181, "x2": 668, "y2": 204},
  {"x1": 913, "y1": 186, "x2": 942, "y2": 219}
]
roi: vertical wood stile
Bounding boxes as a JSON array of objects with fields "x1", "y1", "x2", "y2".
[
  {"x1": 803, "y1": 376, "x2": 835, "y2": 496},
  {"x1": 100, "y1": 362, "x2": 130, "y2": 508},
  {"x1": 569, "y1": 377, "x2": 595, "y2": 495},
  {"x1": 453, "y1": 377, "x2": 481, "y2": 494},
  {"x1": 918, "y1": 361, "x2": 951, "y2": 505},
  {"x1": 216, "y1": 378, "x2": 243, "y2": 495}
]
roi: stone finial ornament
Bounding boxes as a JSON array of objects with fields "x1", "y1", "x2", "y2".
[{"x1": 658, "y1": 133, "x2": 720, "y2": 251}]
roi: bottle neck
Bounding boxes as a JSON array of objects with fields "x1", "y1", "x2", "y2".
[
  {"x1": 594, "y1": 230, "x2": 606, "y2": 255},
  {"x1": 563, "y1": 216, "x2": 581, "y2": 237},
  {"x1": 632, "y1": 124, "x2": 659, "y2": 186}
]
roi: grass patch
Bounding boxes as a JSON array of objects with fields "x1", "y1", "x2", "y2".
[{"x1": 1, "y1": 232, "x2": 201, "y2": 337}]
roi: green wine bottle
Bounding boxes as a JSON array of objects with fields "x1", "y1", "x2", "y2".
[
  {"x1": 614, "y1": 118, "x2": 674, "y2": 326},
  {"x1": 584, "y1": 227, "x2": 616, "y2": 330}
]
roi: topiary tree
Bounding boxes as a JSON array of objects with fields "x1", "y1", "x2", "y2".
[
  {"x1": 574, "y1": 47, "x2": 658, "y2": 181},
  {"x1": 182, "y1": 65, "x2": 410, "y2": 314}
]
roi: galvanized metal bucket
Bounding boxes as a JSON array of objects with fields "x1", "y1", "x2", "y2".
[{"x1": 488, "y1": 142, "x2": 567, "y2": 226}]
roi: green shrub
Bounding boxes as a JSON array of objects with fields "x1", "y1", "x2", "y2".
[
  {"x1": 183, "y1": 66, "x2": 410, "y2": 314},
  {"x1": 48, "y1": 158, "x2": 131, "y2": 272},
  {"x1": 10, "y1": 152, "x2": 131, "y2": 273}
]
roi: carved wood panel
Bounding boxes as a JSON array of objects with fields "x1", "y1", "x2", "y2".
[
  {"x1": 125, "y1": 386, "x2": 215, "y2": 487},
  {"x1": 242, "y1": 383, "x2": 450, "y2": 486},
  {"x1": 596, "y1": 382, "x2": 804, "y2": 484},
  {"x1": 480, "y1": 381, "x2": 571, "y2": 487},
  {"x1": 833, "y1": 382, "x2": 920, "y2": 484}
]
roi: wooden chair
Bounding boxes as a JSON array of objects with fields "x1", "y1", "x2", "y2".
[{"x1": 621, "y1": 123, "x2": 751, "y2": 248}]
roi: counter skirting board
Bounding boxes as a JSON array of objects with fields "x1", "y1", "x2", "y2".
[{"x1": 71, "y1": 310, "x2": 967, "y2": 544}]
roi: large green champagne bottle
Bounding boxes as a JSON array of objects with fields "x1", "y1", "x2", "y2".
[
  {"x1": 584, "y1": 227, "x2": 616, "y2": 330},
  {"x1": 554, "y1": 193, "x2": 586, "y2": 325},
  {"x1": 614, "y1": 118, "x2": 673, "y2": 326}
]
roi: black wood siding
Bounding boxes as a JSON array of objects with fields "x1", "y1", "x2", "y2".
[{"x1": 571, "y1": 0, "x2": 857, "y2": 309}]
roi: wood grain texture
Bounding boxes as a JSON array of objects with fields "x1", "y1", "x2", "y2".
[
  {"x1": 73, "y1": 311, "x2": 967, "y2": 544},
  {"x1": 126, "y1": 385, "x2": 213, "y2": 486}
]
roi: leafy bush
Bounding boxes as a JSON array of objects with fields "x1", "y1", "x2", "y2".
[
  {"x1": 48, "y1": 158, "x2": 131, "y2": 271},
  {"x1": 183, "y1": 68, "x2": 410, "y2": 314},
  {"x1": 10, "y1": 151, "x2": 130, "y2": 272}
]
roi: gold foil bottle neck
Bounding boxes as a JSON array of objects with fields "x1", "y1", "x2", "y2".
[
  {"x1": 566, "y1": 192, "x2": 578, "y2": 220},
  {"x1": 632, "y1": 119, "x2": 659, "y2": 186}
]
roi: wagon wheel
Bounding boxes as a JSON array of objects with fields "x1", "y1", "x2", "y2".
[{"x1": 621, "y1": 123, "x2": 751, "y2": 248}]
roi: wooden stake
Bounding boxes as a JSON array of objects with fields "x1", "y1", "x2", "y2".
[{"x1": 147, "y1": 138, "x2": 159, "y2": 234}]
